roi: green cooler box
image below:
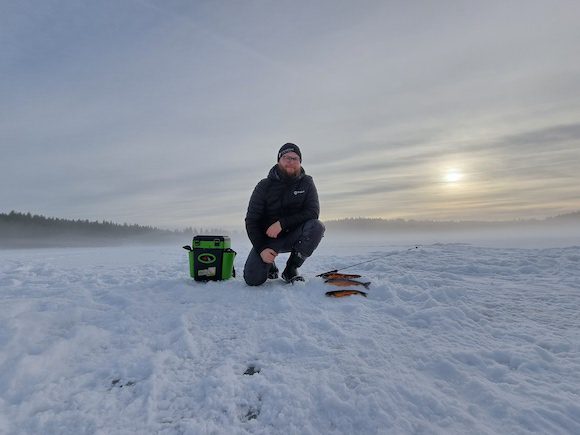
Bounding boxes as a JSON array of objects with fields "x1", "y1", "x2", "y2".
[{"x1": 184, "y1": 235, "x2": 236, "y2": 281}]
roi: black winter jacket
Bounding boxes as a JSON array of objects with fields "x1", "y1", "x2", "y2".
[{"x1": 245, "y1": 165, "x2": 320, "y2": 253}]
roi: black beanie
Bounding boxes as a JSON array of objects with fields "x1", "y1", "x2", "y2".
[{"x1": 277, "y1": 143, "x2": 302, "y2": 162}]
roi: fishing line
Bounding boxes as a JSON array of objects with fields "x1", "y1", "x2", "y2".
[{"x1": 316, "y1": 245, "x2": 422, "y2": 277}]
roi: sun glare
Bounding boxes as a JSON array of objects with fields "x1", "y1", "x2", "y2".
[{"x1": 444, "y1": 169, "x2": 463, "y2": 183}]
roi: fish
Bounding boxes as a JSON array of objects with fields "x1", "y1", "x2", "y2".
[
  {"x1": 319, "y1": 272, "x2": 362, "y2": 279},
  {"x1": 324, "y1": 278, "x2": 371, "y2": 289},
  {"x1": 325, "y1": 290, "x2": 368, "y2": 298}
]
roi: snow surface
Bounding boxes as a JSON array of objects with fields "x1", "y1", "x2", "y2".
[{"x1": 1, "y1": 236, "x2": 580, "y2": 434}]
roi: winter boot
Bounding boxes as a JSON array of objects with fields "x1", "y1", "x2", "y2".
[
  {"x1": 268, "y1": 262, "x2": 279, "y2": 279},
  {"x1": 282, "y1": 251, "x2": 306, "y2": 283}
]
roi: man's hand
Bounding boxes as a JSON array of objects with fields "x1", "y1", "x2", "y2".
[
  {"x1": 260, "y1": 248, "x2": 278, "y2": 264},
  {"x1": 266, "y1": 221, "x2": 282, "y2": 238}
]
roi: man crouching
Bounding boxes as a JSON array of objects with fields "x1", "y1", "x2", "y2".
[{"x1": 244, "y1": 143, "x2": 325, "y2": 286}]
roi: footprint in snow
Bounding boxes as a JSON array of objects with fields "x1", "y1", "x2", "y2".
[
  {"x1": 109, "y1": 379, "x2": 136, "y2": 390},
  {"x1": 243, "y1": 366, "x2": 261, "y2": 376}
]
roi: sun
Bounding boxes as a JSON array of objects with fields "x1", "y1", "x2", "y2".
[{"x1": 443, "y1": 168, "x2": 463, "y2": 183}]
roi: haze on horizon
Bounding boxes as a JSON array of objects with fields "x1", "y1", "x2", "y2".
[{"x1": 2, "y1": 0, "x2": 580, "y2": 230}]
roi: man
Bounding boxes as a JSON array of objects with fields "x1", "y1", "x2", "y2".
[{"x1": 244, "y1": 143, "x2": 325, "y2": 286}]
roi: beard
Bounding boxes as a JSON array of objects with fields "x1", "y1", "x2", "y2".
[{"x1": 277, "y1": 162, "x2": 301, "y2": 179}]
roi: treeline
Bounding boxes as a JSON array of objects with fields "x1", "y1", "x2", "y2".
[
  {"x1": 0, "y1": 211, "x2": 229, "y2": 248},
  {"x1": 324, "y1": 211, "x2": 580, "y2": 232}
]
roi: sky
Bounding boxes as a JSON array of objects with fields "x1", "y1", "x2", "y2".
[{"x1": 2, "y1": 0, "x2": 580, "y2": 230}]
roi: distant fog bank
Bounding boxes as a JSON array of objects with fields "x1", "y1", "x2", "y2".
[
  {"x1": 2, "y1": 210, "x2": 579, "y2": 249},
  {"x1": 322, "y1": 212, "x2": 580, "y2": 248}
]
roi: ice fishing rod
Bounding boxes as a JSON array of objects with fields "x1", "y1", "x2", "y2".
[{"x1": 316, "y1": 245, "x2": 421, "y2": 277}]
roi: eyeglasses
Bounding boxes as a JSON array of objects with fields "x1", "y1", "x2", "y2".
[{"x1": 281, "y1": 155, "x2": 300, "y2": 163}]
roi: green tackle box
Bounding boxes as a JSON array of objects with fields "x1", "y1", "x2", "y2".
[{"x1": 185, "y1": 235, "x2": 236, "y2": 281}]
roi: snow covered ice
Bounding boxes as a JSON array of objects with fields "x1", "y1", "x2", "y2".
[{"x1": 1, "y1": 237, "x2": 580, "y2": 434}]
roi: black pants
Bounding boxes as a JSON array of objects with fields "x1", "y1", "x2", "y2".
[{"x1": 243, "y1": 219, "x2": 325, "y2": 286}]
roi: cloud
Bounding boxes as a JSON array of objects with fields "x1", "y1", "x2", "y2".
[{"x1": 490, "y1": 123, "x2": 580, "y2": 150}]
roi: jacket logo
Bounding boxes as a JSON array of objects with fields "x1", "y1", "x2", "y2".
[{"x1": 293, "y1": 190, "x2": 305, "y2": 195}]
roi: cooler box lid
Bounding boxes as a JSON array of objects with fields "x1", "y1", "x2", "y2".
[{"x1": 193, "y1": 235, "x2": 231, "y2": 249}]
